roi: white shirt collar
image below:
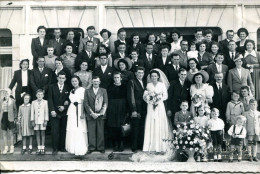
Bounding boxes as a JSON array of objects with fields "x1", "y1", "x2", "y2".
[
  {"x1": 22, "y1": 103, "x2": 31, "y2": 106},
  {"x1": 101, "y1": 65, "x2": 107, "y2": 72},
  {"x1": 120, "y1": 39, "x2": 125, "y2": 43},
  {"x1": 146, "y1": 52, "x2": 152, "y2": 58},
  {"x1": 88, "y1": 36, "x2": 93, "y2": 41},
  {"x1": 244, "y1": 50, "x2": 256, "y2": 58}
]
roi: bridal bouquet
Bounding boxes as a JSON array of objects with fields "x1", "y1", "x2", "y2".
[
  {"x1": 143, "y1": 90, "x2": 163, "y2": 110},
  {"x1": 191, "y1": 94, "x2": 203, "y2": 107}
]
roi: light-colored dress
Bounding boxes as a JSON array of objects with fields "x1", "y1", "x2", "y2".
[
  {"x1": 74, "y1": 71, "x2": 92, "y2": 89},
  {"x1": 65, "y1": 87, "x2": 88, "y2": 155},
  {"x1": 187, "y1": 50, "x2": 198, "y2": 60},
  {"x1": 44, "y1": 55, "x2": 57, "y2": 71},
  {"x1": 18, "y1": 104, "x2": 34, "y2": 136},
  {"x1": 143, "y1": 82, "x2": 173, "y2": 152},
  {"x1": 170, "y1": 40, "x2": 181, "y2": 53}
]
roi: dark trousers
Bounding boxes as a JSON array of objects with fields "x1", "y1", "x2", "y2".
[
  {"x1": 110, "y1": 127, "x2": 122, "y2": 145},
  {"x1": 51, "y1": 115, "x2": 67, "y2": 151},
  {"x1": 131, "y1": 117, "x2": 145, "y2": 151},
  {"x1": 87, "y1": 119, "x2": 105, "y2": 151}
]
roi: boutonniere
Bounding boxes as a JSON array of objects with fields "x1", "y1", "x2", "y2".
[
  {"x1": 65, "y1": 91, "x2": 68, "y2": 94},
  {"x1": 45, "y1": 74, "x2": 48, "y2": 77},
  {"x1": 168, "y1": 61, "x2": 172, "y2": 64},
  {"x1": 108, "y1": 72, "x2": 111, "y2": 75}
]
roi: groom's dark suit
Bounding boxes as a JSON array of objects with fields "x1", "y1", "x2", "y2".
[
  {"x1": 127, "y1": 77, "x2": 147, "y2": 151},
  {"x1": 48, "y1": 83, "x2": 70, "y2": 151}
]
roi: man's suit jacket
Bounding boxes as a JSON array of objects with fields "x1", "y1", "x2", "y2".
[
  {"x1": 112, "y1": 52, "x2": 126, "y2": 63},
  {"x1": 78, "y1": 37, "x2": 100, "y2": 53},
  {"x1": 114, "y1": 39, "x2": 129, "y2": 53},
  {"x1": 49, "y1": 38, "x2": 66, "y2": 56},
  {"x1": 168, "y1": 79, "x2": 191, "y2": 114},
  {"x1": 174, "y1": 111, "x2": 193, "y2": 126},
  {"x1": 62, "y1": 39, "x2": 80, "y2": 54},
  {"x1": 9, "y1": 70, "x2": 32, "y2": 101},
  {"x1": 30, "y1": 67, "x2": 53, "y2": 96},
  {"x1": 127, "y1": 77, "x2": 147, "y2": 116},
  {"x1": 51, "y1": 67, "x2": 72, "y2": 88},
  {"x1": 75, "y1": 50, "x2": 97, "y2": 71},
  {"x1": 210, "y1": 82, "x2": 230, "y2": 114},
  {"x1": 128, "y1": 42, "x2": 145, "y2": 56},
  {"x1": 197, "y1": 52, "x2": 214, "y2": 68},
  {"x1": 155, "y1": 56, "x2": 171, "y2": 72},
  {"x1": 93, "y1": 66, "x2": 114, "y2": 89},
  {"x1": 141, "y1": 53, "x2": 157, "y2": 76},
  {"x1": 207, "y1": 63, "x2": 229, "y2": 84},
  {"x1": 223, "y1": 51, "x2": 247, "y2": 69},
  {"x1": 131, "y1": 59, "x2": 144, "y2": 72},
  {"x1": 84, "y1": 87, "x2": 108, "y2": 120},
  {"x1": 174, "y1": 49, "x2": 188, "y2": 68},
  {"x1": 31, "y1": 37, "x2": 48, "y2": 66},
  {"x1": 165, "y1": 64, "x2": 184, "y2": 82},
  {"x1": 219, "y1": 39, "x2": 229, "y2": 54},
  {"x1": 48, "y1": 83, "x2": 70, "y2": 117},
  {"x1": 227, "y1": 67, "x2": 255, "y2": 95}
]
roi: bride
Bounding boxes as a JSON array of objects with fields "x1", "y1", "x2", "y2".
[{"x1": 143, "y1": 69, "x2": 173, "y2": 153}]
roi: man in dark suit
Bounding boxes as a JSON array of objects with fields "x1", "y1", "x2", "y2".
[
  {"x1": 210, "y1": 72, "x2": 230, "y2": 125},
  {"x1": 31, "y1": 26, "x2": 48, "y2": 67},
  {"x1": 84, "y1": 76, "x2": 108, "y2": 153},
  {"x1": 127, "y1": 67, "x2": 147, "y2": 152},
  {"x1": 130, "y1": 49, "x2": 144, "y2": 72},
  {"x1": 49, "y1": 28, "x2": 65, "y2": 56},
  {"x1": 141, "y1": 43, "x2": 157, "y2": 77},
  {"x1": 167, "y1": 68, "x2": 191, "y2": 126},
  {"x1": 165, "y1": 53, "x2": 184, "y2": 82},
  {"x1": 93, "y1": 53, "x2": 114, "y2": 89},
  {"x1": 78, "y1": 26, "x2": 100, "y2": 53},
  {"x1": 155, "y1": 32, "x2": 167, "y2": 45},
  {"x1": 75, "y1": 40, "x2": 97, "y2": 71},
  {"x1": 219, "y1": 30, "x2": 234, "y2": 54},
  {"x1": 62, "y1": 30, "x2": 80, "y2": 54},
  {"x1": 207, "y1": 53, "x2": 229, "y2": 84},
  {"x1": 52, "y1": 58, "x2": 72, "y2": 88},
  {"x1": 48, "y1": 71, "x2": 70, "y2": 154},
  {"x1": 155, "y1": 45, "x2": 171, "y2": 72},
  {"x1": 112, "y1": 42, "x2": 127, "y2": 63},
  {"x1": 114, "y1": 28, "x2": 128, "y2": 54},
  {"x1": 173, "y1": 40, "x2": 189, "y2": 69},
  {"x1": 30, "y1": 57, "x2": 53, "y2": 100}
]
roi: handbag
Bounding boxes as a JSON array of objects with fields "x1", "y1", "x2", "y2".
[{"x1": 121, "y1": 114, "x2": 131, "y2": 137}]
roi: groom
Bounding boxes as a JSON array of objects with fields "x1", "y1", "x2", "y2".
[{"x1": 127, "y1": 67, "x2": 147, "y2": 152}]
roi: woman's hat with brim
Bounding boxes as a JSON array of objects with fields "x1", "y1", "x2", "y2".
[
  {"x1": 100, "y1": 29, "x2": 112, "y2": 38},
  {"x1": 114, "y1": 58, "x2": 132, "y2": 71},
  {"x1": 188, "y1": 70, "x2": 209, "y2": 83},
  {"x1": 233, "y1": 54, "x2": 243, "y2": 62}
]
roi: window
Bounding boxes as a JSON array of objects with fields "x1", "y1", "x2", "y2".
[
  {"x1": 0, "y1": 29, "x2": 12, "y2": 67},
  {"x1": 257, "y1": 28, "x2": 260, "y2": 51}
]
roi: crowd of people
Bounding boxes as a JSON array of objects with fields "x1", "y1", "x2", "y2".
[{"x1": 0, "y1": 25, "x2": 260, "y2": 162}]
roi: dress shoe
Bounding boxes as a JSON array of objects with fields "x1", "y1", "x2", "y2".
[
  {"x1": 41, "y1": 149, "x2": 45, "y2": 155},
  {"x1": 253, "y1": 157, "x2": 259, "y2": 162},
  {"x1": 60, "y1": 149, "x2": 67, "y2": 152},
  {"x1": 99, "y1": 150, "x2": 105, "y2": 153},
  {"x1": 118, "y1": 142, "x2": 124, "y2": 152},
  {"x1": 87, "y1": 150, "x2": 93, "y2": 154},
  {"x1": 132, "y1": 149, "x2": 138, "y2": 153},
  {"x1": 28, "y1": 148, "x2": 33, "y2": 154},
  {"x1": 21, "y1": 149, "x2": 26, "y2": 155},
  {"x1": 52, "y1": 150, "x2": 58, "y2": 155},
  {"x1": 249, "y1": 156, "x2": 253, "y2": 162},
  {"x1": 228, "y1": 159, "x2": 233, "y2": 162},
  {"x1": 237, "y1": 159, "x2": 241, "y2": 162},
  {"x1": 36, "y1": 149, "x2": 41, "y2": 155}
]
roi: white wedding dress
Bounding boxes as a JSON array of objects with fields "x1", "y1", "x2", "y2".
[
  {"x1": 143, "y1": 82, "x2": 173, "y2": 152},
  {"x1": 65, "y1": 87, "x2": 88, "y2": 155}
]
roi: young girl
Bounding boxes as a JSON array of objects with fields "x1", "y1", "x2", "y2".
[
  {"x1": 227, "y1": 116, "x2": 246, "y2": 162},
  {"x1": 31, "y1": 89, "x2": 48, "y2": 155},
  {"x1": 18, "y1": 94, "x2": 34, "y2": 154},
  {"x1": 194, "y1": 105, "x2": 210, "y2": 162},
  {"x1": 1, "y1": 88, "x2": 17, "y2": 154},
  {"x1": 207, "y1": 108, "x2": 225, "y2": 162},
  {"x1": 226, "y1": 91, "x2": 245, "y2": 125},
  {"x1": 187, "y1": 42, "x2": 198, "y2": 60}
]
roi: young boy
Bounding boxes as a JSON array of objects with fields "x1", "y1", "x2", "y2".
[
  {"x1": 31, "y1": 89, "x2": 49, "y2": 155},
  {"x1": 207, "y1": 108, "x2": 225, "y2": 162},
  {"x1": 227, "y1": 116, "x2": 247, "y2": 162},
  {"x1": 174, "y1": 101, "x2": 192, "y2": 126},
  {"x1": 244, "y1": 99, "x2": 260, "y2": 162}
]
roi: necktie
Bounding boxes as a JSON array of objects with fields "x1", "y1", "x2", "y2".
[
  {"x1": 56, "y1": 39, "x2": 59, "y2": 43},
  {"x1": 59, "y1": 85, "x2": 63, "y2": 93},
  {"x1": 181, "y1": 81, "x2": 184, "y2": 87},
  {"x1": 89, "y1": 52, "x2": 91, "y2": 57},
  {"x1": 218, "y1": 83, "x2": 222, "y2": 91},
  {"x1": 39, "y1": 68, "x2": 43, "y2": 73},
  {"x1": 148, "y1": 54, "x2": 152, "y2": 63},
  {"x1": 232, "y1": 52, "x2": 234, "y2": 60}
]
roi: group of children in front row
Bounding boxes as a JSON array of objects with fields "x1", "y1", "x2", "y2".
[
  {"x1": 1, "y1": 88, "x2": 48, "y2": 155},
  {"x1": 174, "y1": 93, "x2": 260, "y2": 162}
]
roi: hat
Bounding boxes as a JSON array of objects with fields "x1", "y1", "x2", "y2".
[
  {"x1": 0, "y1": 88, "x2": 12, "y2": 95},
  {"x1": 114, "y1": 58, "x2": 132, "y2": 71},
  {"x1": 187, "y1": 70, "x2": 209, "y2": 83},
  {"x1": 233, "y1": 54, "x2": 243, "y2": 62},
  {"x1": 100, "y1": 29, "x2": 112, "y2": 38}
]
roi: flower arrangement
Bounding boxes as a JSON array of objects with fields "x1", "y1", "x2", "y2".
[
  {"x1": 165, "y1": 120, "x2": 211, "y2": 154},
  {"x1": 191, "y1": 94, "x2": 203, "y2": 107},
  {"x1": 143, "y1": 90, "x2": 163, "y2": 110}
]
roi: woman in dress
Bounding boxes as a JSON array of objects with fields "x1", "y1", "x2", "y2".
[
  {"x1": 170, "y1": 30, "x2": 181, "y2": 53},
  {"x1": 243, "y1": 40, "x2": 260, "y2": 100},
  {"x1": 143, "y1": 69, "x2": 172, "y2": 153},
  {"x1": 197, "y1": 41, "x2": 214, "y2": 70},
  {"x1": 114, "y1": 58, "x2": 134, "y2": 85},
  {"x1": 74, "y1": 60, "x2": 92, "y2": 89},
  {"x1": 128, "y1": 33, "x2": 145, "y2": 56},
  {"x1": 209, "y1": 41, "x2": 220, "y2": 61},
  {"x1": 236, "y1": 28, "x2": 249, "y2": 54},
  {"x1": 60, "y1": 42, "x2": 77, "y2": 74},
  {"x1": 65, "y1": 75, "x2": 88, "y2": 156},
  {"x1": 62, "y1": 30, "x2": 79, "y2": 54},
  {"x1": 189, "y1": 71, "x2": 214, "y2": 117},
  {"x1": 187, "y1": 58, "x2": 201, "y2": 82},
  {"x1": 107, "y1": 72, "x2": 128, "y2": 152},
  {"x1": 100, "y1": 28, "x2": 112, "y2": 51}
]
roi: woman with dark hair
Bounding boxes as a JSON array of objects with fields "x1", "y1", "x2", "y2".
[
  {"x1": 74, "y1": 60, "x2": 92, "y2": 89},
  {"x1": 65, "y1": 75, "x2": 88, "y2": 156},
  {"x1": 60, "y1": 43, "x2": 77, "y2": 74},
  {"x1": 128, "y1": 33, "x2": 145, "y2": 56},
  {"x1": 204, "y1": 29, "x2": 214, "y2": 52},
  {"x1": 114, "y1": 58, "x2": 134, "y2": 85},
  {"x1": 197, "y1": 41, "x2": 214, "y2": 70},
  {"x1": 189, "y1": 71, "x2": 214, "y2": 116},
  {"x1": 187, "y1": 58, "x2": 201, "y2": 82},
  {"x1": 9, "y1": 59, "x2": 32, "y2": 108},
  {"x1": 107, "y1": 72, "x2": 128, "y2": 152},
  {"x1": 146, "y1": 33, "x2": 160, "y2": 55},
  {"x1": 170, "y1": 30, "x2": 181, "y2": 53},
  {"x1": 236, "y1": 28, "x2": 249, "y2": 54},
  {"x1": 100, "y1": 28, "x2": 112, "y2": 50},
  {"x1": 143, "y1": 69, "x2": 172, "y2": 152},
  {"x1": 95, "y1": 44, "x2": 113, "y2": 67},
  {"x1": 209, "y1": 41, "x2": 220, "y2": 60},
  {"x1": 62, "y1": 30, "x2": 80, "y2": 54}
]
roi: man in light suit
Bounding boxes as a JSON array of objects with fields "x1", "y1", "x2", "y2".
[
  {"x1": 207, "y1": 53, "x2": 229, "y2": 84},
  {"x1": 227, "y1": 55, "x2": 254, "y2": 96},
  {"x1": 173, "y1": 40, "x2": 188, "y2": 69},
  {"x1": 84, "y1": 76, "x2": 108, "y2": 154},
  {"x1": 219, "y1": 30, "x2": 234, "y2": 54},
  {"x1": 49, "y1": 28, "x2": 65, "y2": 56},
  {"x1": 78, "y1": 26, "x2": 100, "y2": 53}
]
